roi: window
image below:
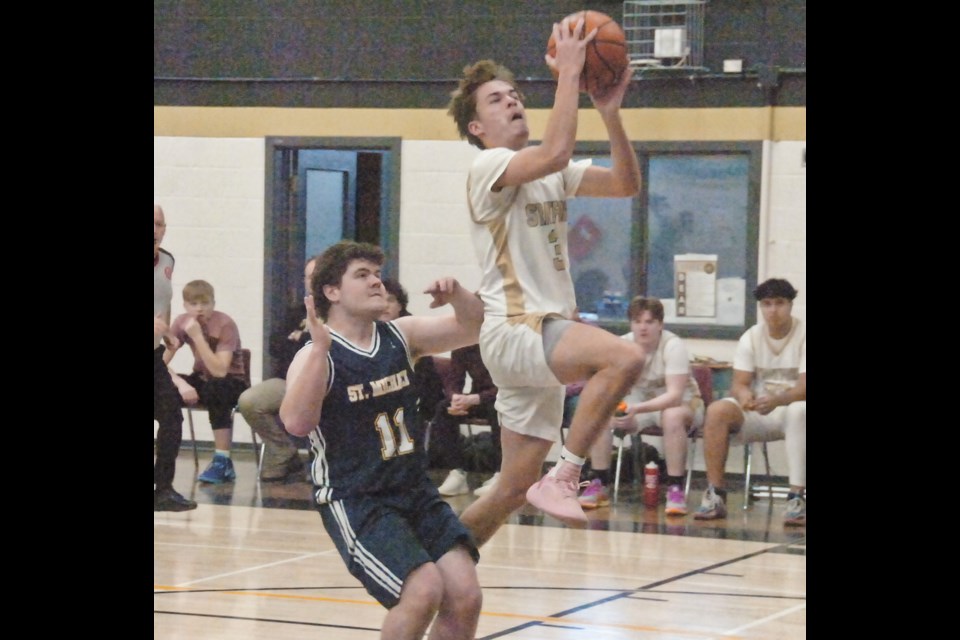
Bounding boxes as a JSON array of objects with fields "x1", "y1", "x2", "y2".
[{"x1": 568, "y1": 141, "x2": 760, "y2": 340}]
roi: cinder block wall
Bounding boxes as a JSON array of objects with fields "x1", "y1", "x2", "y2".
[{"x1": 155, "y1": 108, "x2": 804, "y2": 479}]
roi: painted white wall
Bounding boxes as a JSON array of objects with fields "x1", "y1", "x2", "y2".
[{"x1": 154, "y1": 136, "x2": 805, "y2": 479}]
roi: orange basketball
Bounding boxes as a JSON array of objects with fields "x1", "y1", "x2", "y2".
[{"x1": 546, "y1": 10, "x2": 628, "y2": 94}]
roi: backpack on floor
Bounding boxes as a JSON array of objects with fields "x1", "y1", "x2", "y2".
[
  {"x1": 462, "y1": 431, "x2": 500, "y2": 473},
  {"x1": 611, "y1": 441, "x2": 665, "y2": 484}
]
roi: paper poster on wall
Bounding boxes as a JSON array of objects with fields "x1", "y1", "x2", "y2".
[
  {"x1": 715, "y1": 277, "x2": 746, "y2": 325},
  {"x1": 674, "y1": 254, "x2": 717, "y2": 317}
]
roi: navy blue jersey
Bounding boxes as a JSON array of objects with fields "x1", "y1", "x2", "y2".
[{"x1": 307, "y1": 320, "x2": 429, "y2": 504}]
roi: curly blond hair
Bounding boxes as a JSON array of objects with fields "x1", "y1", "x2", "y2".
[{"x1": 447, "y1": 59, "x2": 526, "y2": 149}]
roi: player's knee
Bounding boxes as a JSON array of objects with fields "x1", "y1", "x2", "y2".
[
  {"x1": 447, "y1": 580, "x2": 482, "y2": 619},
  {"x1": 400, "y1": 563, "x2": 444, "y2": 613},
  {"x1": 610, "y1": 342, "x2": 645, "y2": 381}
]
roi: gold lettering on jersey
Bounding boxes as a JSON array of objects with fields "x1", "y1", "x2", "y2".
[
  {"x1": 525, "y1": 201, "x2": 568, "y2": 227},
  {"x1": 346, "y1": 384, "x2": 366, "y2": 402},
  {"x1": 368, "y1": 370, "x2": 411, "y2": 398}
]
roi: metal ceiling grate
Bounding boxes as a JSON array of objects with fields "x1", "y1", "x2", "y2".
[{"x1": 622, "y1": 1, "x2": 707, "y2": 69}]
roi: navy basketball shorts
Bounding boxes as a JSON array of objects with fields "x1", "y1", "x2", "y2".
[{"x1": 318, "y1": 482, "x2": 480, "y2": 608}]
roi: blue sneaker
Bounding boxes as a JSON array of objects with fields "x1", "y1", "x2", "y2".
[
  {"x1": 198, "y1": 454, "x2": 236, "y2": 484},
  {"x1": 693, "y1": 486, "x2": 727, "y2": 520},
  {"x1": 783, "y1": 495, "x2": 806, "y2": 526}
]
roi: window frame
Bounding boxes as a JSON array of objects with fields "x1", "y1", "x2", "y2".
[{"x1": 570, "y1": 140, "x2": 761, "y2": 340}]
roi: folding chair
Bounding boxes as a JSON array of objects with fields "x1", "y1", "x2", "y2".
[
  {"x1": 184, "y1": 348, "x2": 251, "y2": 472},
  {"x1": 612, "y1": 364, "x2": 713, "y2": 501}
]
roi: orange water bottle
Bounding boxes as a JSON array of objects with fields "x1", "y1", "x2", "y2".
[{"x1": 643, "y1": 461, "x2": 660, "y2": 508}]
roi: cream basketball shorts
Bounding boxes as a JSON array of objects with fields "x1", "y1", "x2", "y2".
[
  {"x1": 479, "y1": 314, "x2": 567, "y2": 443},
  {"x1": 720, "y1": 396, "x2": 803, "y2": 445}
]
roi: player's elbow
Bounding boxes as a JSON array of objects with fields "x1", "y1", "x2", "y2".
[
  {"x1": 547, "y1": 152, "x2": 574, "y2": 174},
  {"x1": 610, "y1": 176, "x2": 641, "y2": 198},
  {"x1": 281, "y1": 412, "x2": 313, "y2": 437},
  {"x1": 464, "y1": 308, "x2": 484, "y2": 338},
  {"x1": 286, "y1": 423, "x2": 312, "y2": 438},
  {"x1": 537, "y1": 142, "x2": 574, "y2": 173}
]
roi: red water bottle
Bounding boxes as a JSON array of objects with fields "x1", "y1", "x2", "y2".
[{"x1": 643, "y1": 461, "x2": 660, "y2": 508}]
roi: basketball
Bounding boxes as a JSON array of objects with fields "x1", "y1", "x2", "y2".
[{"x1": 546, "y1": 10, "x2": 628, "y2": 94}]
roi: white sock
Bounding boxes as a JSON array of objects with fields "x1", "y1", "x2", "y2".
[
  {"x1": 215, "y1": 449, "x2": 231, "y2": 458},
  {"x1": 549, "y1": 447, "x2": 586, "y2": 480}
]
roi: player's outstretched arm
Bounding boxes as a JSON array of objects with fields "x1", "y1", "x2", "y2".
[
  {"x1": 501, "y1": 17, "x2": 594, "y2": 188},
  {"x1": 395, "y1": 278, "x2": 484, "y2": 359},
  {"x1": 539, "y1": 16, "x2": 593, "y2": 160},
  {"x1": 577, "y1": 68, "x2": 640, "y2": 198},
  {"x1": 280, "y1": 294, "x2": 331, "y2": 437}
]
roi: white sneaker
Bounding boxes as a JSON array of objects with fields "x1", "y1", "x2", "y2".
[
  {"x1": 437, "y1": 469, "x2": 469, "y2": 496},
  {"x1": 473, "y1": 472, "x2": 500, "y2": 497}
]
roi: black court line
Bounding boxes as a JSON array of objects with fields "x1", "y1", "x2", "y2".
[
  {"x1": 477, "y1": 539, "x2": 804, "y2": 639},
  {"x1": 154, "y1": 539, "x2": 806, "y2": 637},
  {"x1": 155, "y1": 585, "x2": 366, "y2": 595},
  {"x1": 629, "y1": 590, "x2": 804, "y2": 601},
  {"x1": 154, "y1": 610, "x2": 378, "y2": 633}
]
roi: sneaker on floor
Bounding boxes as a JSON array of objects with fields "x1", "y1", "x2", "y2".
[
  {"x1": 154, "y1": 487, "x2": 198, "y2": 512},
  {"x1": 260, "y1": 456, "x2": 305, "y2": 483},
  {"x1": 783, "y1": 495, "x2": 806, "y2": 526},
  {"x1": 437, "y1": 469, "x2": 469, "y2": 496},
  {"x1": 526, "y1": 471, "x2": 588, "y2": 527},
  {"x1": 473, "y1": 472, "x2": 500, "y2": 497},
  {"x1": 664, "y1": 484, "x2": 687, "y2": 516},
  {"x1": 577, "y1": 478, "x2": 610, "y2": 509},
  {"x1": 198, "y1": 454, "x2": 237, "y2": 484},
  {"x1": 693, "y1": 486, "x2": 727, "y2": 520}
]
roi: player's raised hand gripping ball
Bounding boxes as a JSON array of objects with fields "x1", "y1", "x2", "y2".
[{"x1": 546, "y1": 10, "x2": 628, "y2": 95}]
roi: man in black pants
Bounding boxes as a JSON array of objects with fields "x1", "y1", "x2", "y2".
[
  {"x1": 154, "y1": 204, "x2": 197, "y2": 511},
  {"x1": 431, "y1": 344, "x2": 502, "y2": 497}
]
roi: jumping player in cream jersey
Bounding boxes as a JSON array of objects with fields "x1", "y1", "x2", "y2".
[{"x1": 447, "y1": 14, "x2": 646, "y2": 543}]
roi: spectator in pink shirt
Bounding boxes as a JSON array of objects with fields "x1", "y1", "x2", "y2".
[{"x1": 164, "y1": 280, "x2": 249, "y2": 484}]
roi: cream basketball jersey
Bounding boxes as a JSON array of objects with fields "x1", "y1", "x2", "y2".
[{"x1": 467, "y1": 147, "x2": 591, "y2": 319}]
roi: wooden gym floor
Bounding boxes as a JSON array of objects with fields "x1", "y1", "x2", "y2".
[{"x1": 154, "y1": 446, "x2": 806, "y2": 639}]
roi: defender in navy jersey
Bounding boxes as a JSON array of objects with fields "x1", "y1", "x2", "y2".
[
  {"x1": 281, "y1": 241, "x2": 484, "y2": 640},
  {"x1": 311, "y1": 320, "x2": 429, "y2": 504}
]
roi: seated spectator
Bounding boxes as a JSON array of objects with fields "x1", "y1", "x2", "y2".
[
  {"x1": 431, "y1": 344, "x2": 501, "y2": 497},
  {"x1": 165, "y1": 280, "x2": 249, "y2": 484},
  {"x1": 578, "y1": 296, "x2": 704, "y2": 514},
  {"x1": 693, "y1": 278, "x2": 806, "y2": 526},
  {"x1": 237, "y1": 257, "x2": 320, "y2": 482}
]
